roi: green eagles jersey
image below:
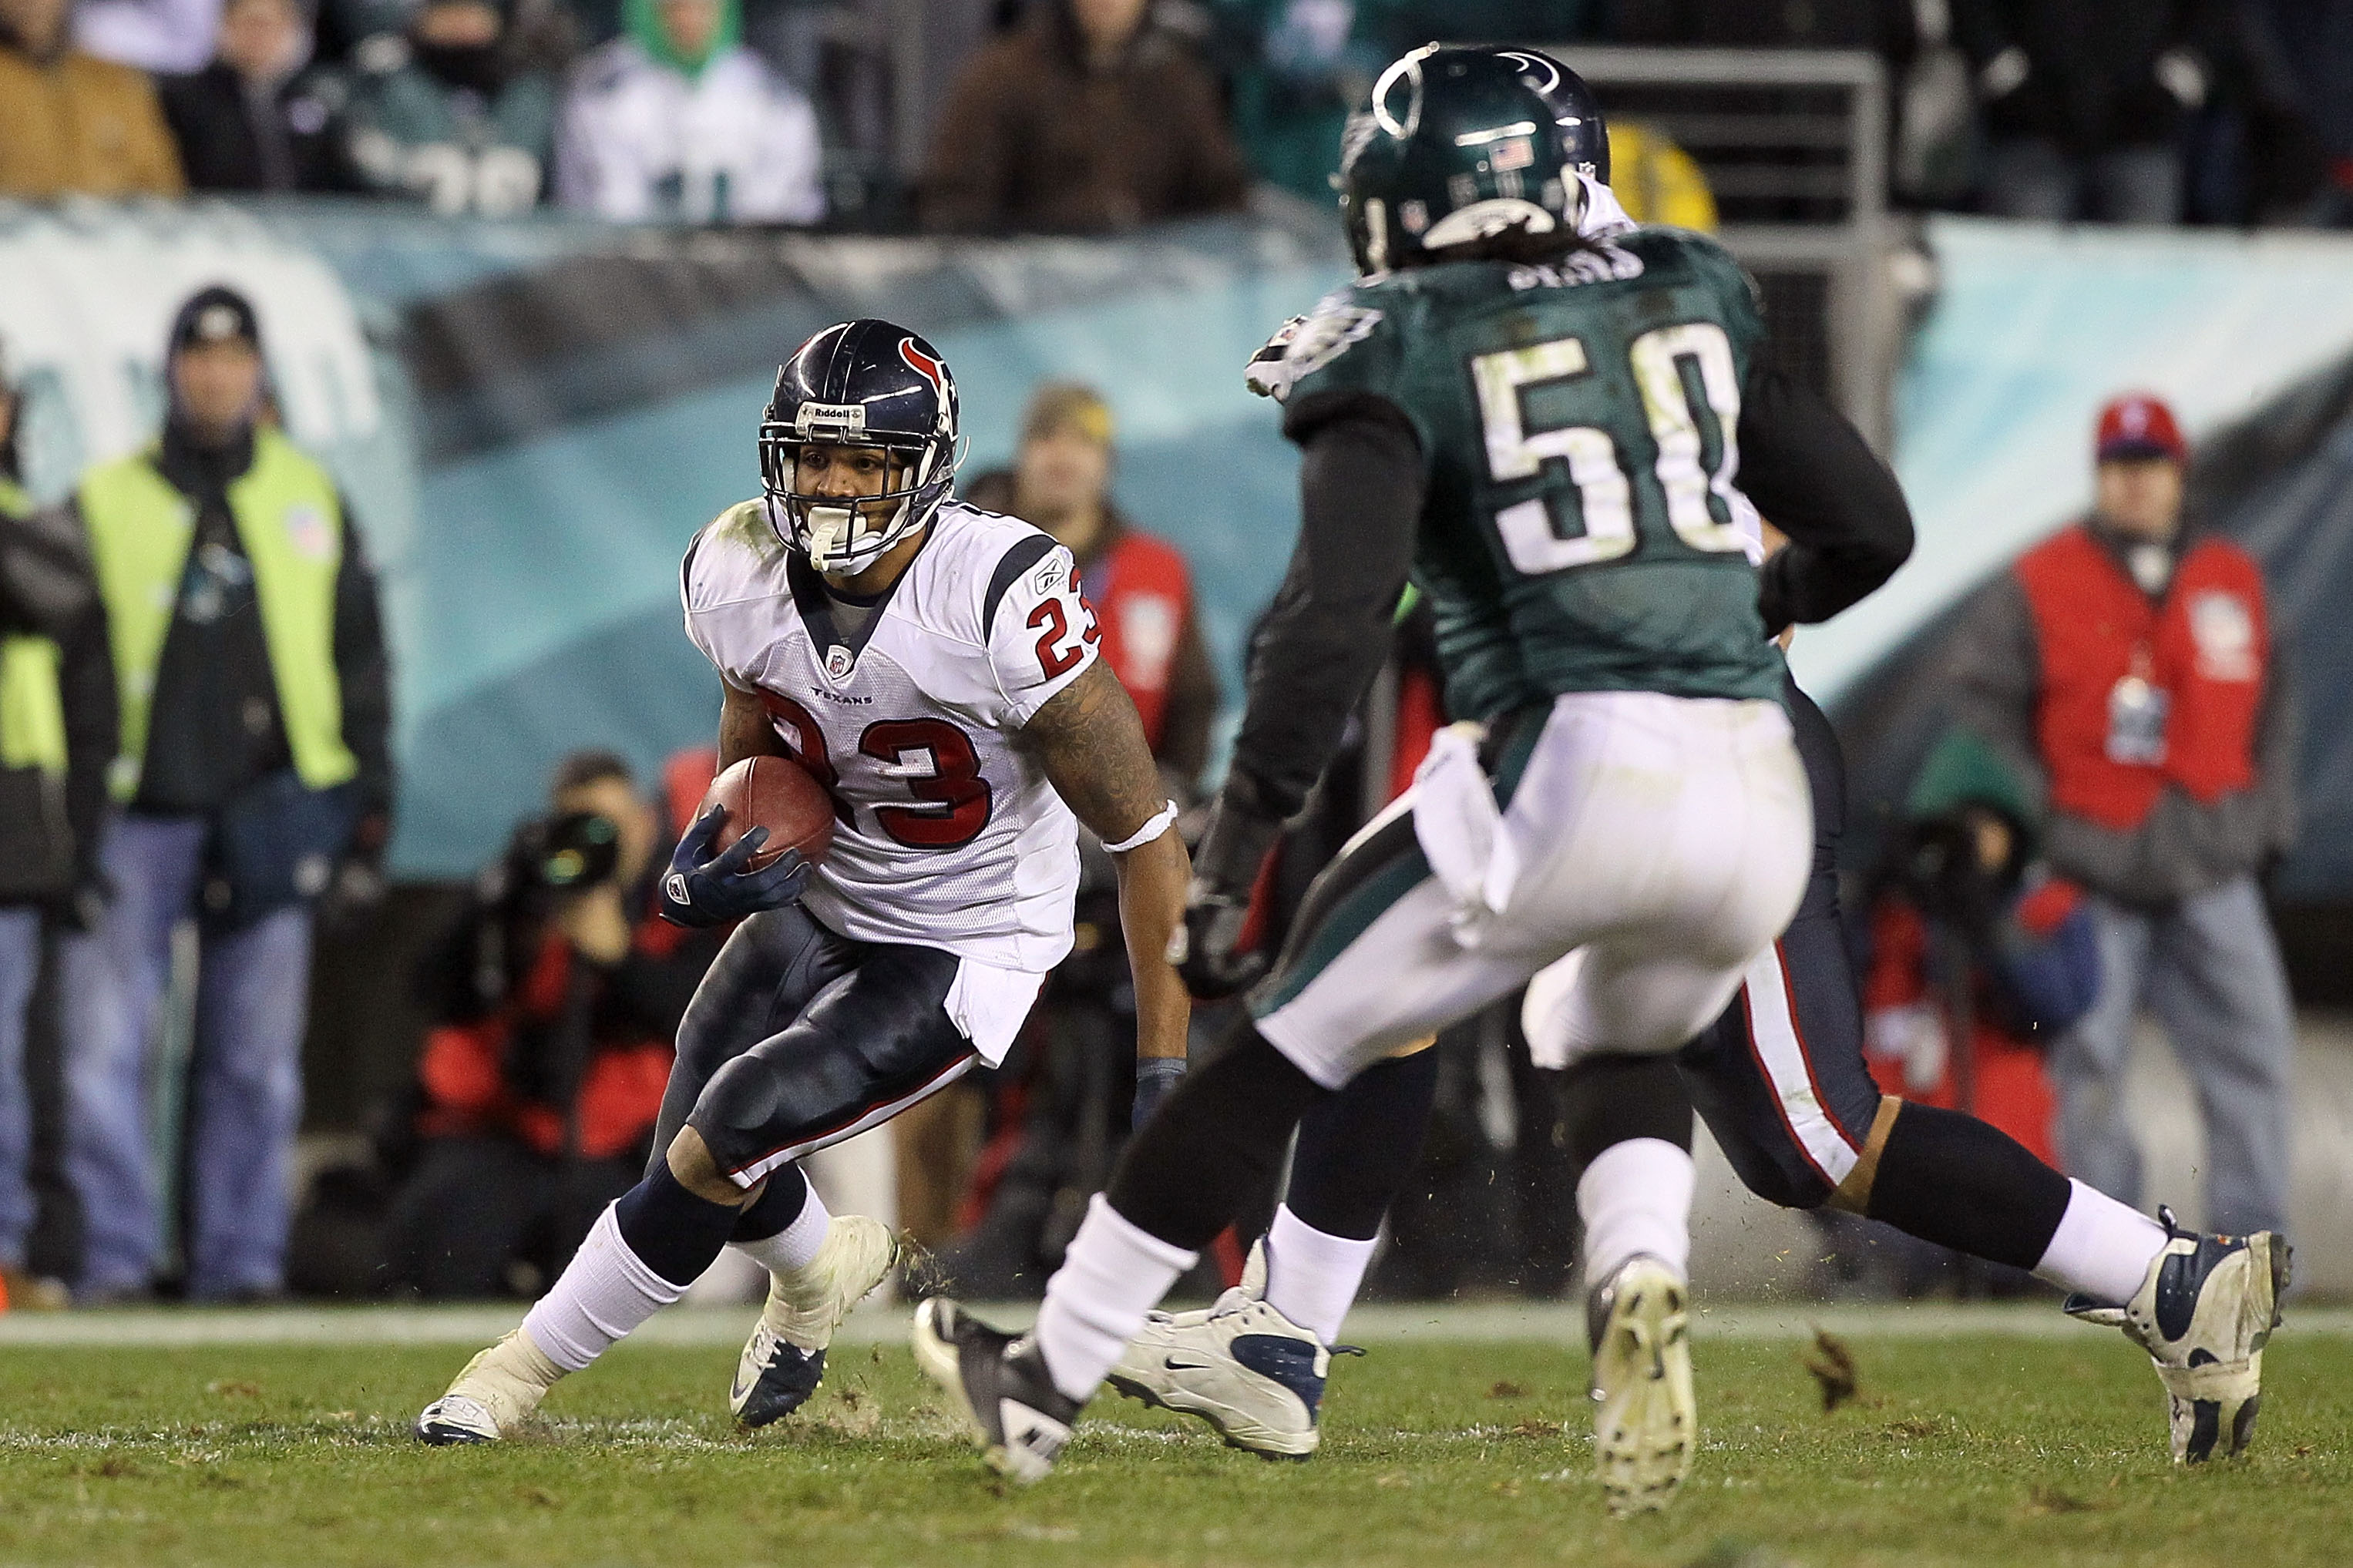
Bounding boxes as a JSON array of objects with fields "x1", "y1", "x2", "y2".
[{"x1": 1283, "y1": 227, "x2": 1781, "y2": 719}]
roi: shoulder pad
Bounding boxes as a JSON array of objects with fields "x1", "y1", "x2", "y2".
[
  {"x1": 981, "y1": 529, "x2": 1064, "y2": 640},
  {"x1": 681, "y1": 499, "x2": 781, "y2": 607},
  {"x1": 1282, "y1": 287, "x2": 1389, "y2": 380},
  {"x1": 1638, "y1": 227, "x2": 1763, "y2": 312}
]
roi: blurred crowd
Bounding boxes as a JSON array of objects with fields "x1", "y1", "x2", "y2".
[{"x1": 3, "y1": 0, "x2": 2350, "y2": 229}]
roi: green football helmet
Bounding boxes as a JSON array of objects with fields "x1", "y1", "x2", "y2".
[{"x1": 1340, "y1": 45, "x2": 1588, "y2": 276}]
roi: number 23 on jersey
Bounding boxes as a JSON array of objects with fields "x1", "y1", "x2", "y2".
[{"x1": 759, "y1": 691, "x2": 995, "y2": 851}]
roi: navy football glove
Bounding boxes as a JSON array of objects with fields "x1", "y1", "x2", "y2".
[
  {"x1": 1165, "y1": 791, "x2": 1282, "y2": 1000},
  {"x1": 658, "y1": 804, "x2": 811, "y2": 928}
]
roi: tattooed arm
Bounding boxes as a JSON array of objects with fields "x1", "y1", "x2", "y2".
[
  {"x1": 718, "y1": 682, "x2": 794, "y2": 769},
  {"x1": 1025, "y1": 660, "x2": 1193, "y2": 1063}
]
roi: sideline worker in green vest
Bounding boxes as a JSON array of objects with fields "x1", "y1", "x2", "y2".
[
  {"x1": 0, "y1": 338, "x2": 116, "y2": 1311},
  {"x1": 58, "y1": 286, "x2": 393, "y2": 1302}
]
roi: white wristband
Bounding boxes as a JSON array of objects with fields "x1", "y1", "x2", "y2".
[{"x1": 1102, "y1": 800, "x2": 1180, "y2": 855}]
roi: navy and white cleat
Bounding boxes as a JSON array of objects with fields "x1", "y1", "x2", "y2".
[
  {"x1": 2066, "y1": 1207, "x2": 2290, "y2": 1463},
  {"x1": 1106, "y1": 1239, "x2": 1346, "y2": 1459},
  {"x1": 912, "y1": 1298, "x2": 1081, "y2": 1484},
  {"x1": 415, "y1": 1331, "x2": 563, "y2": 1445},
  {"x1": 1587, "y1": 1254, "x2": 1695, "y2": 1516},
  {"x1": 731, "y1": 1214, "x2": 899, "y2": 1428}
]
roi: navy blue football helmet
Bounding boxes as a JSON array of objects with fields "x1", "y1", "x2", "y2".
[
  {"x1": 758, "y1": 318, "x2": 962, "y2": 574},
  {"x1": 1504, "y1": 48, "x2": 1608, "y2": 183}
]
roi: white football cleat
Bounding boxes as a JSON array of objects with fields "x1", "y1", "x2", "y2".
[
  {"x1": 2068, "y1": 1207, "x2": 2290, "y2": 1462},
  {"x1": 1587, "y1": 1254, "x2": 1695, "y2": 1516},
  {"x1": 415, "y1": 1330, "x2": 564, "y2": 1445},
  {"x1": 731, "y1": 1214, "x2": 900, "y2": 1428},
  {"x1": 1106, "y1": 1239, "x2": 1342, "y2": 1459}
]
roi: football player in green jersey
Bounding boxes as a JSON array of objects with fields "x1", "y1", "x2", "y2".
[
  {"x1": 913, "y1": 45, "x2": 2279, "y2": 1495},
  {"x1": 1102, "y1": 55, "x2": 2284, "y2": 1513},
  {"x1": 910, "y1": 41, "x2": 1849, "y2": 1485}
]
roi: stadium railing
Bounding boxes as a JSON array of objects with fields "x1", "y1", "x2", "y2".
[{"x1": 1538, "y1": 45, "x2": 1901, "y2": 455}]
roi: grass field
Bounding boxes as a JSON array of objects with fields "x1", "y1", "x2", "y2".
[{"x1": 0, "y1": 1305, "x2": 2345, "y2": 1568}]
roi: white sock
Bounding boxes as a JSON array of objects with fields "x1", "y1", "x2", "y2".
[
  {"x1": 1033, "y1": 1193, "x2": 1198, "y2": 1402},
  {"x1": 520, "y1": 1204, "x2": 688, "y2": 1372},
  {"x1": 2032, "y1": 1178, "x2": 2170, "y2": 1306},
  {"x1": 1262, "y1": 1204, "x2": 1377, "y2": 1346},
  {"x1": 1578, "y1": 1137, "x2": 1696, "y2": 1288},
  {"x1": 732, "y1": 1183, "x2": 832, "y2": 1278}
]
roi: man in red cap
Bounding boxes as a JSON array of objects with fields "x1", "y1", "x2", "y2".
[{"x1": 1949, "y1": 392, "x2": 2298, "y2": 1241}]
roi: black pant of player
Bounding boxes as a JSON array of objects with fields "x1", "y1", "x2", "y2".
[
  {"x1": 1116, "y1": 681, "x2": 2076, "y2": 1286},
  {"x1": 654, "y1": 905, "x2": 976, "y2": 1187},
  {"x1": 613, "y1": 905, "x2": 980, "y2": 1287}
]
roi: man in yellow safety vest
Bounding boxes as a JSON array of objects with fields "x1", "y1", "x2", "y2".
[
  {"x1": 59, "y1": 287, "x2": 392, "y2": 1301},
  {"x1": 0, "y1": 339, "x2": 115, "y2": 1310}
]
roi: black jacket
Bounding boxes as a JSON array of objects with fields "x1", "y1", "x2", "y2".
[
  {"x1": 1955, "y1": 0, "x2": 2226, "y2": 153},
  {"x1": 0, "y1": 495, "x2": 116, "y2": 903},
  {"x1": 159, "y1": 63, "x2": 360, "y2": 193}
]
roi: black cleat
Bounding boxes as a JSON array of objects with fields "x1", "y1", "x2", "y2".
[{"x1": 911, "y1": 1298, "x2": 1082, "y2": 1483}]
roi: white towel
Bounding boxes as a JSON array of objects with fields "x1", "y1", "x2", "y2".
[{"x1": 1410, "y1": 723, "x2": 1520, "y2": 949}]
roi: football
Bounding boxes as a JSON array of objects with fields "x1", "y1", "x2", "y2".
[{"x1": 700, "y1": 754, "x2": 835, "y2": 871}]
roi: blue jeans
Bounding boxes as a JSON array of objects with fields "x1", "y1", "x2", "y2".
[
  {"x1": 0, "y1": 907, "x2": 39, "y2": 1269},
  {"x1": 59, "y1": 814, "x2": 313, "y2": 1298},
  {"x1": 1983, "y1": 139, "x2": 2183, "y2": 223},
  {"x1": 2052, "y1": 875, "x2": 2295, "y2": 1237}
]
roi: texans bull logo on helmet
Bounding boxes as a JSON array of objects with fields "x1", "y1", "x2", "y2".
[{"x1": 759, "y1": 319, "x2": 963, "y2": 576}]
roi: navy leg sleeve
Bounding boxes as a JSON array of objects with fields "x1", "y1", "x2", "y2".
[{"x1": 1286, "y1": 1048, "x2": 1441, "y2": 1241}]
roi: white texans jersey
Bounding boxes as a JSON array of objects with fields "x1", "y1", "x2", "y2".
[{"x1": 682, "y1": 497, "x2": 1100, "y2": 975}]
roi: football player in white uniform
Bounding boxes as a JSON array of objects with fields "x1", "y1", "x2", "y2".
[{"x1": 416, "y1": 318, "x2": 1190, "y2": 1443}]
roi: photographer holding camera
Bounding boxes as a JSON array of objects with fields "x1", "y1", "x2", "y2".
[
  {"x1": 1862, "y1": 729, "x2": 2102, "y2": 1167},
  {"x1": 384, "y1": 750, "x2": 722, "y2": 1298}
]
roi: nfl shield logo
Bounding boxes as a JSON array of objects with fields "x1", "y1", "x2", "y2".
[{"x1": 825, "y1": 646, "x2": 855, "y2": 682}]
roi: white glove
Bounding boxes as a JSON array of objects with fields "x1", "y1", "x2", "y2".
[
  {"x1": 2154, "y1": 48, "x2": 2208, "y2": 109},
  {"x1": 1866, "y1": 1002, "x2": 1948, "y2": 1096},
  {"x1": 1243, "y1": 314, "x2": 1310, "y2": 401},
  {"x1": 1978, "y1": 45, "x2": 2029, "y2": 99}
]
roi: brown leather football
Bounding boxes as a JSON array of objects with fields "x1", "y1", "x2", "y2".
[{"x1": 700, "y1": 754, "x2": 835, "y2": 870}]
